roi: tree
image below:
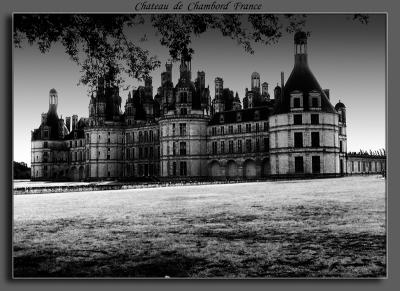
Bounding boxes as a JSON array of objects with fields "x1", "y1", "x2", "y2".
[{"x1": 13, "y1": 14, "x2": 369, "y2": 92}]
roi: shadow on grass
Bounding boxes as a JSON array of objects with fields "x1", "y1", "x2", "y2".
[{"x1": 14, "y1": 250, "x2": 208, "y2": 278}]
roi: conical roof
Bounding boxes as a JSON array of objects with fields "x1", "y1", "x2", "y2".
[{"x1": 275, "y1": 33, "x2": 335, "y2": 114}]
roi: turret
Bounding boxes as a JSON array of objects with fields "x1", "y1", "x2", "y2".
[
  {"x1": 335, "y1": 100, "x2": 346, "y2": 124},
  {"x1": 48, "y1": 88, "x2": 58, "y2": 114},
  {"x1": 262, "y1": 82, "x2": 270, "y2": 101}
]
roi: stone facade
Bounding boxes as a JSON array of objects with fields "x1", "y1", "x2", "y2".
[{"x1": 30, "y1": 32, "x2": 386, "y2": 181}]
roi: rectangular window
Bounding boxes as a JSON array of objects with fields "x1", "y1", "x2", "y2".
[
  {"x1": 294, "y1": 97, "x2": 301, "y2": 108},
  {"x1": 264, "y1": 138, "x2": 269, "y2": 151},
  {"x1": 212, "y1": 127, "x2": 216, "y2": 136},
  {"x1": 264, "y1": 122, "x2": 269, "y2": 131},
  {"x1": 246, "y1": 124, "x2": 251, "y2": 133},
  {"x1": 295, "y1": 156, "x2": 304, "y2": 173},
  {"x1": 180, "y1": 142, "x2": 186, "y2": 156},
  {"x1": 311, "y1": 114, "x2": 319, "y2": 125},
  {"x1": 144, "y1": 147, "x2": 148, "y2": 158},
  {"x1": 173, "y1": 162, "x2": 177, "y2": 176},
  {"x1": 173, "y1": 142, "x2": 176, "y2": 156},
  {"x1": 256, "y1": 138, "x2": 260, "y2": 152},
  {"x1": 256, "y1": 123, "x2": 260, "y2": 132},
  {"x1": 246, "y1": 139, "x2": 252, "y2": 152},
  {"x1": 180, "y1": 123, "x2": 187, "y2": 136},
  {"x1": 312, "y1": 97, "x2": 319, "y2": 107},
  {"x1": 139, "y1": 147, "x2": 143, "y2": 159},
  {"x1": 132, "y1": 148, "x2": 135, "y2": 160},
  {"x1": 75, "y1": 140, "x2": 78, "y2": 147},
  {"x1": 172, "y1": 124, "x2": 176, "y2": 135},
  {"x1": 339, "y1": 141, "x2": 343, "y2": 152},
  {"x1": 221, "y1": 126, "x2": 225, "y2": 135},
  {"x1": 237, "y1": 140, "x2": 242, "y2": 153},
  {"x1": 351, "y1": 161, "x2": 354, "y2": 172},
  {"x1": 312, "y1": 156, "x2": 321, "y2": 173},
  {"x1": 150, "y1": 147, "x2": 154, "y2": 158},
  {"x1": 126, "y1": 149, "x2": 130, "y2": 160},
  {"x1": 221, "y1": 141, "x2": 225, "y2": 154},
  {"x1": 180, "y1": 161, "x2": 187, "y2": 176},
  {"x1": 229, "y1": 140, "x2": 234, "y2": 153},
  {"x1": 238, "y1": 125, "x2": 242, "y2": 133},
  {"x1": 229, "y1": 125, "x2": 233, "y2": 134},
  {"x1": 294, "y1": 132, "x2": 303, "y2": 148},
  {"x1": 212, "y1": 142, "x2": 217, "y2": 155},
  {"x1": 311, "y1": 132, "x2": 320, "y2": 147},
  {"x1": 44, "y1": 142, "x2": 48, "y2": 148},
  {"x1": 138, "y1": 164, "x2": 143, "y2": 176},
  {"x1": 181, "y1": 92, "x2": 188, "y2": 103},
  {"x1": 294, "y1": 114, "x2": 302, "y2": 125}
]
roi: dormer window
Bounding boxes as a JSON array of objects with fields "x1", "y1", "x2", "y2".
[
  {"x1": 290, "y1": 91, "x2": 303, "y2": 111},
  {"x1": 236, "y1": 112, "x2": 242, "y2": 122},
  {"x1": 219, "y1": 114, "x2": 225, "y2": 124},
  {"x1": 309, "y1": 91, "x2": 321, "y2": 109},
  {"x1": 43, "y1": 129, "x2": 49, "y2": 139},
  {"x1": 180, "y1": 108, "x2": 187, "y2": 115},
  {"x1": 254, "y1": 110, "x2": 260, "y2": 120},
  {"x1": 294, "y1": 98, "x2": 301, "y2": 108},
  {"x1": 180, "y1": 91, "x2": 188, "y2": 103}
]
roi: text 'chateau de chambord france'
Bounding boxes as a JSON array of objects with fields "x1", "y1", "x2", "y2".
[{"x1": 30, "y1": 32, "x2": 386, "y2": 181}]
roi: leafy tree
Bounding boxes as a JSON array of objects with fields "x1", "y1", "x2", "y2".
[{"x1": 14, "y1": 14, "x2": 369, "y2": 91}]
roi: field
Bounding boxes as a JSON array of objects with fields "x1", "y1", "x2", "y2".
[{"x1": 13, "y1": 176, "x2": 386, "y2": 278}]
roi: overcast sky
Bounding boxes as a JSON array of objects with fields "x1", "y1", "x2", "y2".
[{"x1": 13, "y1": 14, "x2": 386, "y2": 166}]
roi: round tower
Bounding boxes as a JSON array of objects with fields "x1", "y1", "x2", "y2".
[
  {"x1": 159, "y1": 54, "x2": 209, "y2": 179},
  {"x1": 335, "y1": 100, "x2": 347, "y2": 174},
  {"x1": 269, "y1": 31, "x2": 343, "y2": 177}
]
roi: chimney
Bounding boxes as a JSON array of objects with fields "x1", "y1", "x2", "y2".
[
  {"x1": 72, "y1": 115, "x2": 78, "y2": 130},
  {"x1": 281, "y1": 71, "x2": 285, "y2": 99},
  {"x1": 66, "y1": 117, "x2": 71, "y2": 132}
]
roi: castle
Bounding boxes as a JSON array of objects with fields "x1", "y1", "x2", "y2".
[{"x1": 30, "y1": 32, "x2": 386, "y2": 181}]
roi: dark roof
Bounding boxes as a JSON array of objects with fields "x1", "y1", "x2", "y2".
[
  {"x1": 335, "y1": 101, "x2": 346, "y2": 110},
  {"x1": 274, "y1": 32, "x2": 336, "y2": 115},
  {"x1": 209, "y1": 106, "x2": 272, "y2": 125},
  {"x1": 274, "y1": 54, "x2": 336, "y2": 114},
  {"x1": 65, "y1": 128, "x2": 85, "y2": 140}
]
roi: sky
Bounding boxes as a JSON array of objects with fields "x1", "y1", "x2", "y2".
[{"x1": 13, "y1": 14, "x2": 386, "y2": 166}]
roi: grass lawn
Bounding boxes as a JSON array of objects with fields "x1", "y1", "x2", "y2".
[{"x1": 13, "y1": 175, "x2": 386, "y2": 278}]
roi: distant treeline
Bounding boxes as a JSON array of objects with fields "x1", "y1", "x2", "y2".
[{"x1": 14, "y1": 161, "x2": 30, "y2": 179}]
